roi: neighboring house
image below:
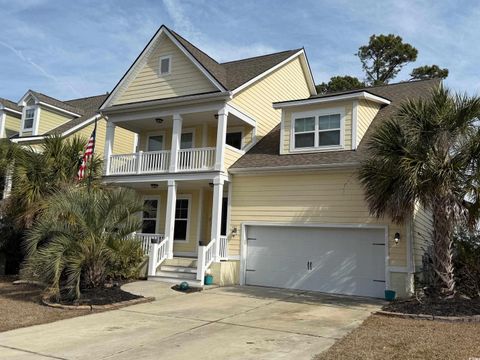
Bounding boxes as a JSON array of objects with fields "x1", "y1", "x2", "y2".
[
  {"x1": 0, "y1": 98, "x2": 22, "y2": 139},
  {"x1": 8, "y1": 90, "x2": 137, "y2": 157},
  {"x1": 100, "y1": 24, "x2": 434, "y2": 298}
]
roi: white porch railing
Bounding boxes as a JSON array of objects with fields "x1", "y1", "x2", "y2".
[
  {"x1": 196, "y1": 239, "x2": 216, "y2": 283},
  {"x1": 109, "y1": 153, "x2": 138, "y2": 175},
  {"x1": 135, "y1": 233, "x2": 165, "y2": 255},
  {"x1": 177, "y1": 147, "x2": 215, "y2": 172},
  {"x1": 139, "y1": 150, "x2": 170, "y2": 173},
  {"x1": 219, "y1": 236, "x2": 228, "y2": 260},
  {"x1": 148, "y1": 235, "x2": 169, "y2": 276}
]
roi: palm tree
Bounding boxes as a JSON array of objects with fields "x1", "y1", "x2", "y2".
[
  {"x1": 22, "y1": 186, "x2": 144, "y2": 300},
  {"x1": 359, "y1": 86, "x2": 480, "y2": 296}
]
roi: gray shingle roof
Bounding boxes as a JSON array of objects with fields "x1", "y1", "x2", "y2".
[
  {"x1": 29, "y1": 90, "x2": 85, "y2": 115},
  {"x1": 46, "y1": 94, "x2": 108, "y2": 135},
  {"x1": 231, "y1": 79, "x2": 441, "y2": 170},
  {"x1": 0, "y1": 98, "x2": 21, "y2": 112}
]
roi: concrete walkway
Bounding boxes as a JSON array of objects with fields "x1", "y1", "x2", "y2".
[{"x1": 0, "y1": 281, "x2": 382, "y2": 360}]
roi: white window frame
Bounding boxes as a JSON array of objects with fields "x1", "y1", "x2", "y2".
[
  {"x1": 180, "y1": 128, "x2": 196, "y2": 149},
  {"x1": 145, "y1": 131, "x2": 166, "y2": 152},
  {"x1": 22, "y1": 105, "x2": 40, "y2": 134},
  {"x1": 141, "y1": 196, "x2": 161, "y2": 234},
  {"x1": 226, "y1": 126, "x2": 244, "y2": 150},
  {"x1": 159, "y1": 55, "x2": 172, "y2": 76},
  {"x1": 174, "y1": 194, "x2": 191, "y2": 243},
  {"x1": 290, "y1": 107, "x2": 345, "y2": 153}
]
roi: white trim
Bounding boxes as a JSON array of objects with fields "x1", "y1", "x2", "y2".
[
  {"x1": 101, "y1": 26, "x2": 226, "y2": 110},
  {"x1": 103, "y1": 171, "x2": 229, "y2": 184},
  {"x1": 279, "y1": 109, "x2": 285, "y2": 155},
  {"x1": 145, "y1": 131, "x2": 166, "y2": 151},
  {"x1": 225, "y1": 104, "x2": 256, "y2": 127},
  {"x1": 231, "y1": 50, "x2": 315, "y2": 95},
  {"x1": 159, "y1": 55, "x2": 172, "y2": 76},
  {"x1": 174, "y1": 194, "x2": 192, "y2": 243},
  {"x1": 21, "y1": 105, "x2": 36, "y2": 133},
  {"x1": 61, "y1": 114, "x2": 101, "y2": 137},
  {"x1": 290, "y1": 107, "x2": 345, "y2": 153},
  {"x1": 38, "y1": 101, "x2": 80, "y2": 117},
  {"x1": 173, "y1": 251, "x2": 197, "y2": 257},
  {"x1": 351, "y1": 100, "x2": 358, "y2": 150},
  {"x1": 239, "y1": 222, "x2": 390, "y2": 292},
  {"x1": 141, "y1": 195, "x2": 162, "y2": 233},
  {"x1": 196, "y1": 187, "x2": 204, "y2": 250},
  {"x1": 17, "y1": 91, "x2": 81, "y2": 117},
  {"x1": 226, "y1": 181, "x2": 233, "y2": 241},
  {"x1": 229, "y1": 162, "x2": 359, "y2": 174},
  {"x1": 133, "y1": 133, "x2": 139, "y2": 152},
  {"x1": 33, "y1": 106, "x2": 41, "y2": 136},
  {"x1": 0, "y1": 111, "x2": 5, "y2": 138},
  {"x1": 0, "y1": 105, "x2": 22, "y2": 116},
  {"x1": 273, "y1": 91, "x2": 391, "y2": 109},
  {"x1": 225, "y1": 144, "x2": 245, "y2": 156}
]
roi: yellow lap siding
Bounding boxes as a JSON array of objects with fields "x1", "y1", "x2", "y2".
[
  {"x1": 114, "y1": 34, "x2": 217, "y2": 105},
  {"x1": 4, "y1": 112, "x2": 21, "y2": 137},
  {"x1": 357, "y1": 99, "x2": 380, "y2": 145},
  {"x1": 38, "y1": 107, "x2": 72, "y2": 134},
  {"x1": 413, "y1": 203, "x2": 433, "y2": 268},
  {"x1": 224, "y1": 146, "x2": 243, "y2": 170},
  {"x1": 229, "y1": 170, "x2": 407, "y2": 267},
  {"x1": 229, "y1": 57, "x2": 311, "y2": 140},
  {"x1": 282, "y1": 101, "x2": 353, "y2": 153}
]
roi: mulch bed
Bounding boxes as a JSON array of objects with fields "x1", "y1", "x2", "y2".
[
  {"x1": 316, "y1": 314, "x2": 480, "y2": 360},
  {"x1": 383, "y1": 296, "x2": 480, "y2": 316},
  {"x1": 171, "y1": 284, "x2": 202, "y2": 294},
  {"x1": 58, "y1": 285, "x2": 142, "y2": 306}
]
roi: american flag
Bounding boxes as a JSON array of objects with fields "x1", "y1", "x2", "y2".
[{"x1": 77, "y1": 125, "x2": 96, "y2": 180}]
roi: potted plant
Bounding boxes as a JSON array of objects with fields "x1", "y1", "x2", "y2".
[
  {"x1": 384, "y1": 289, "x2": 396, "y2": 301},
  {"x1": 204, "y1": 268, "x2": 213, "y2": 285}
]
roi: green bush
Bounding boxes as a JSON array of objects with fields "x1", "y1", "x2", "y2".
[
  {"x1": 107, "y1": 237, "x2": 144, "y2": 280},
  {"x1": 454, "y1": 232, "x2": 480, "y2": 298}
]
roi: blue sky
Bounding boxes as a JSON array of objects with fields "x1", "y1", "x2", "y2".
[{"x1": 1, "y1": 0, "x2": 478, "y2": 101}]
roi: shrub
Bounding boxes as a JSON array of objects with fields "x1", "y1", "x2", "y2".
[{"x1": 453, "y1": 232, "x2": 480, "y2": 298}]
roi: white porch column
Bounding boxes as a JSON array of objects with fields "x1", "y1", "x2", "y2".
[
  {"x1": 104, "y1": 121, "x2": 116, "y2": 175},
  {"x1": 165, "y1": 179, "x2": 177, "y2": 258},
  {"x1": 210, "y1": 176, "x2": 224, "y2": 262},
  {"x1": 0, "y1": 111, "x2": 6, "y2": 139},
  {"x1": 214, "y1": 107, "x2": 228, "y2": 171},
  {"x1": 169, "y1": 113, "x2": 183, "y2": 172}
]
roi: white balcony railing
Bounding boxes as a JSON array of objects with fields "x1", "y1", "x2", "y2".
[
  {"x1": 177, "y1": 147, "x2": 215, "y2": 172},
  {"x1": 136, "y1": 233, "x2": 165, "y2": 255},
  {"x1": 219, "y1": 235, "x2": 228, "y2": 260},
  {"x1": 108, "y1": 148, "x2": 216, "y2": 175}
]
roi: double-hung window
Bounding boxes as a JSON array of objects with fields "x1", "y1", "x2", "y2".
[
  {"x1": 142, "y1": 199, "x2": 159, "y2": 233},
  {"x1": 23, "y1": 108, "x2": 35, "y2": 131},
  {"x1": 293, "y1": 110, "x2": 342, "y2": 150},
  {"x1": 174, "y1": 198, "x2": 189, "y2": 241}
]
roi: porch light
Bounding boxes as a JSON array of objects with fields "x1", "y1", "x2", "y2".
[
  {"x1": 232, "y1": 227, "x2": 238, "y2": 237},
  {"x1": 155, "y1": 118, "x2": 164, "y2": 124},
  {"x1": 150, "y1": 184, "x2": 159, "y2": 189},
  {"x1": 394, "y1": 232, "x2": 400, "y2": 245}
]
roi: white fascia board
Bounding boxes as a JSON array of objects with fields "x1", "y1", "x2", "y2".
[
  {"x1": 11, "y1": 135, "x2": 45, "y2": 143},
  {"x1": 273, "y1": 91, "x2": 391, "y2": 109},
  {"x1": 38, "y1": 101, "x2": 81, "y2": 117},
  {"x1": 0, "y1": 105, "x2": 22, "y2": 116},
  {"x1": 61, "y1": 114, "x2": 101, "y2": 137},
  {"x1": 225, "y1": 104, "x2": 256, "y2": 127},
  {"x1": 229, "y1": 162, "x2": 360, "y2": 174},
  {"x1": 17, "y1": 91, "x2": 38, "y2": 106},
  {"x1": 101, "y1": 26, "x2": 226, "y2": 110},
  {"x1": 231, "y1": 50, "x2": 305, "y2": 96}
]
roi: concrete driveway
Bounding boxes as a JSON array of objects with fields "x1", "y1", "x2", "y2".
[{"x1": 0, "y1": 281, "x2": 382, "y2": 360}]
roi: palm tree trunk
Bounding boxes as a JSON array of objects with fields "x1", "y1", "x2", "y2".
[{"x1": 431, "y1": 197, "x2": 456, "y2": 295}]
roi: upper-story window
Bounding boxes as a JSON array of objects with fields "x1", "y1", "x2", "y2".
[
  {"x1": 226, "y1": 132, "x2": 242, "y2": 150},
  {"x1": 23, "y1": 107, "x2": 35, "y2": 131},
  {"x1": 292, "y1": 109, "x2": 343, "y2": 150},
  {"x1": 159, "y1": 55, "x2": 171, "y2": 76}
]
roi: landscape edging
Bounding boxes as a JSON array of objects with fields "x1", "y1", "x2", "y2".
[
  {"x1": 374, "y1": 310, "x2": 480, "y2": 322},
  {"x1": 41, "y1": 295, "x2": 155, "y2": 310}
]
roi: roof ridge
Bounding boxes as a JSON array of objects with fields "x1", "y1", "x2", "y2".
[
  {"x1": 220, "y1": 48, "x2": 302, "y2": 65},
  {"x1": 63, "y1": 93, "x2": 109, "y2": 103},
  {"x1": 167, "y1": 28, "x2": 221, "y2": 66}
]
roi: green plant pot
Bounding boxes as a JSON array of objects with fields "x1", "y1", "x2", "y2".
[
  {"x1": 204, "y1": 274, "x2": 213, "y2": 285},
  {"x1": 384, "y1": 290, "x2": 396, "y2": 301}
]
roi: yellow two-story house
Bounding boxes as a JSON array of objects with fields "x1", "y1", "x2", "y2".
[
  {"x1": 101, "y1": 25, "x2": 434, "y2": 298},
  {"x1": 0, "y1": 98, "x2": 21, "y2": 139}
]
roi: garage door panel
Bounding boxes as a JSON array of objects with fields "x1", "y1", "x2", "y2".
[{"x1": 245, "y1": 226, "x2": 386, "y2": 298}]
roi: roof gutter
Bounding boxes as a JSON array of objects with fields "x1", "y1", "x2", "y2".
[
  {"x1": 229, "y1": 162, "x2": 360, "y2": 174},
  {"x1": 101, "y1": 91, "x2": 232, "y2": 114},
  {"x1": 272, "y1": 91, "x2": 391, "y2": 109},
  {"x1": 0, "y1": 105, "x2": 22, "y2": 115}
]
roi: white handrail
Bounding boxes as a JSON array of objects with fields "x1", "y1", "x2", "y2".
[
  {"x1": 109, "y1": 153, "x2": 137, "y2": 175},
  {"x1": 140, "y1": 150, "x2": 170, "y2": 173},
  {"x1": 147, "y1": 234, "x2": 169, "y2": 276},
  {"x1": 196, "y1": 239, "x2": 216, "y2": 282},
  {"x1": 219, "y1": 236, "x2": 228, "y2": 260},
  {"x1": 136, "y1": 233, "x2": 165, "y2": 255},
  {"x1": 177, "y1": 147, "x2": 215, "y2": 171}
]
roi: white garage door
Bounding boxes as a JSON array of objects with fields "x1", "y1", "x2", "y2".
[{"x1": 245, "y1": 226, "x2": 386, "y2": 298}]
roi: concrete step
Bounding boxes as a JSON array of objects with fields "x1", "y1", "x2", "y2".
[
  {"x1": 160, "y1": 265, "x2": 197, "y2": 273},
  {"x1": 156, "y1": 270, "x2": 197, "y2": 280},
  {"x1": 148, "y1": 276, "x2": 202, "y2": 288},
  {"x1": 163, "y1": 257, "x2": 197, "y2": 268}
]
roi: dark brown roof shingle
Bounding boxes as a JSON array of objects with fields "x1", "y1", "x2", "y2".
[
  {"x1": 231, "y1": 79, "x2": 441, "y2": 170},
  {"x1": 29, "y1": 90, "x2": 85, "y2": 115},
  {"x1": 0, "y1": 98, "x2": 21, "y2": 112}
]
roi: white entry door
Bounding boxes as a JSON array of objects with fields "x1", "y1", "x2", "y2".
[{"x1": 245, "y1": 225, "x2": 386, "y2": 298}]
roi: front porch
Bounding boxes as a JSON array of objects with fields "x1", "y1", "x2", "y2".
[{"x1": 129, "y1": 177, "x2": 231, "y2": 286}]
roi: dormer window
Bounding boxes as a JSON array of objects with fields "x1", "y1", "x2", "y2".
[
  {"x1": 159, "y1": 55, "x2": 171, "y2": 76},
  {"x1": 23, "y1": 107, "x2": 35, "y2": 131},
  {"x1": 292, "y1": 108, "x2": 344, "y2": 151}
]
